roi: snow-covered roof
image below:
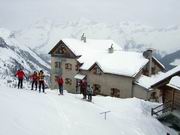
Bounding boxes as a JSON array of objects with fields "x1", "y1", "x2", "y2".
[
  {"x1": 167, "y1": 76, "x2": 180, "y2": 91},
  {"x1": 61, "y1": 38, "x2": 149, "y2": 77},
  {"x1": 151, "y1": 65, "x2": 180, "y2": 88},
  {"x1": 74, "y1": 74, "x2": 86, "y2": 80},
  {"x1": 136, "y1": 65, "x2": 180, "y2": 89},
  {"x1": 62, "y1": 38, "x2": 122, "y2": 56},
  {"x1": 152, "y1": 56, "x2": 165, "y2": 69},
  {"x1": 135, "y1": 72, "x2": 164, "y2": 90},
  {"x1": 78, "y1": 50, "x2": 148, "y2": 77}
]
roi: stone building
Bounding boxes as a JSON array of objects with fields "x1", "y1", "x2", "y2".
[{"x1": 49, "y1": 37, "x2": 165, "y2": 99}]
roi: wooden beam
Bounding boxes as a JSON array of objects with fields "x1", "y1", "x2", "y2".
[{"x1": 171, "y1": 88, "x2": 175, "y2": 111}]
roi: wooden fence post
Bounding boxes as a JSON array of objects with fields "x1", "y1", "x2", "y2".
[{"x1": 151, "y1": 108, "x2": 154, "y2": 116}]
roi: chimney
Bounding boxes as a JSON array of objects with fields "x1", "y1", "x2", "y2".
[
  {"x1": 81, "y1": 33, "x2": 86, "y2": 43},
  {"x1": 143, "y1": 48, "x2": 154, "y2": 76},
  {"x1": 108, "y1": 44, "x2": 114, "y2": 53}
]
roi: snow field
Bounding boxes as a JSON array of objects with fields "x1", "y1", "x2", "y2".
[{"x1": 0, "y1": 85, "x2": 177, "y2": 135}]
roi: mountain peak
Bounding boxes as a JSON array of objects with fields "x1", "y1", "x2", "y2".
[
  {"x1": 0, "y1": 28, "x2": 12, "y2": 39},
  {"x1": 0, "y1": 37, "x2": 7, "y2": 48}
]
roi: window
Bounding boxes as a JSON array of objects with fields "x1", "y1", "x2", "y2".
[
  {"x1": 149, "y1": 92, "x2": 158, "y2": 102},
  {"x1": 65, "y1": 78, "x2": 72, "y2": 85},
  {"x1": 59, "y1": 46, "x2": 66, "y2": 54},
  {"x1": 142, "y1": 69, "x2": 148, "y2": 76},
  {"x1": 75, "y1": 64, "x2": 80, "y2": 71},
  {"x1": 65, "y1": 63, "x2": 72, "y2": 70},
  {"x1": 93, "y1": 84, "x2": 101, "y2": 95},
  {"x1": 111, "y1": 88, "x2": 120, "y2": 97},
  {"x1": 55, "y1": 76, "x2": 59, "y2": 82},
  {"x1": 96, "y1": 68, "x2": 101, "y2": 74},
  {"x1": 93, "y1": 67, "x2": 101, "y2": 75},
  {"x1": 152, "y1": 67, "x2": 156, "y2": 74},
  {"x1": 55, "y1": 62, "x2": 61, "y2": 68},
  {"x1": 55, "y1": 62, "x2": 58, "y2": 68}
]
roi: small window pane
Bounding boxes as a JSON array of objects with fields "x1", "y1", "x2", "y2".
[
  {"x1": 111, "y1": 88, "x2": 120, "y2": 97},
  {"x1": 65, "y1": 63, "x2": 72, "y2": 70},
  {"x1": 65, "y1": 78, "x2": 72, "y2": 85}
]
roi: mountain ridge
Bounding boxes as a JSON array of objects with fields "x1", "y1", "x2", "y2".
[
  {"x1": 160, "y1": 50, "x2": 180, "y2": 70},
  {"x1": 0, "y1": 28, "x2": 50, "y2": 83},
  {"x1": 16, "y1": 19, "x2": 180, "y2": 58}
]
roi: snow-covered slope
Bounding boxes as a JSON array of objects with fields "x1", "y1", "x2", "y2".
[
  {"x1": 0, "y1": 28, "x2": 50, "y2": 82},
  {"x1": 171, "y1": 59, "x2": 180, "y2": 66},
  {"x1": 16, "y1": 19, "x2": 180, "y2": 56},
  {"x1": 160, "y1": 50, "x2": 180, "y2": 69},
  {"x1": 0, "y1": 85, "x2": 177, "y2": 135}
]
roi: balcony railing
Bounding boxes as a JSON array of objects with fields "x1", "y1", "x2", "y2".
[{"x1": 151, "y1": 100, "x2": 173, "y2": 117}]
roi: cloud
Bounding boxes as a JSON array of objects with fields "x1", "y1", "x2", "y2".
[{"x1": 0, "y1": 0, "x2": 180, "y2": 30}]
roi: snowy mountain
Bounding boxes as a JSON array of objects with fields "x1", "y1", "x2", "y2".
[
  {"x1": 171, "y1": 59, "x2": 180, "y2": 66},
  {"x1": 16, "y1": 18, "x2": 180, "y2": 58},
  {"x1": 0, "y1": 28, "x2": 50, "y2": 85},
  {"x1": 160, "y1": 50, "x2": 180, "y2": 70},
  {"x1": 0, "y1": 85, "x2": 177, "y2": 135}
]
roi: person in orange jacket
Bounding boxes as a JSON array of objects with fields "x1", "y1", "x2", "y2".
[
  {"x1": 38, "y1": 70, "x2": 45, "y2": 93},
  {"x1": 30, "y1": 71, "x2": 38, "y2": 90}
]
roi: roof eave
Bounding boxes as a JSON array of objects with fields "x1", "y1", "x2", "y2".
[{"x1": 151, "y1": 71, "x2": 180, "y2": 88}]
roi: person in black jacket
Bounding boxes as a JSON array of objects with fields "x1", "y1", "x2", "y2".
[
  {"x1": 87, "y1": 85, "x2": 93, "y2": 102},
  {"x1": 79, "y1": 79, "x2": 87, "y2": 99}
]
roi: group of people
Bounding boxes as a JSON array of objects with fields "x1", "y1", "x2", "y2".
[
  {"x1": 15, "y1": 68, "x2": 64, "y2": 95},
  {"x1": 55, "y1": 77, "x2": 93, "y2": 101},
  {"x1": 15, "y1": 69, "x2": 46, "y2": 93},
  {"x1": 79, "y1": 79, "x2": 93, "y2": 102},
  {"x1": 15, "y1": 69, "x2": 93, "y2": 101}
]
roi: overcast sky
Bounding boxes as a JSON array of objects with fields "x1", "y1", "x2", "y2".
[{"x1": 0, "y1": 0, "x2": 180, "y2": 30}]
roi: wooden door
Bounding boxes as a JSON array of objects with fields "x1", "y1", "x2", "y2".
[{"x1": 93, "y1": 84, "x2": 101, "y2": 95}]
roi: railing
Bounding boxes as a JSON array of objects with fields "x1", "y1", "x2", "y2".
[{"x1": 151, "y1": 100, "x2": 173, "y2": 116}]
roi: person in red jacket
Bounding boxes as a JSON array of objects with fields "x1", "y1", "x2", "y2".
[
  {"x1": 15, "y1": 69, "x2": 25, "y2": 89},
  {"x1": 30, "y1": 71, "x2": 38, "y2": 90},
  {"x1": 56, "y1": 75, "x2": 64, "y2": 95}
]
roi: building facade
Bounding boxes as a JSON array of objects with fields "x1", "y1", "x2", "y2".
[{"x1": 49, "y1": 38, "x2": 165, "y2": 99}]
